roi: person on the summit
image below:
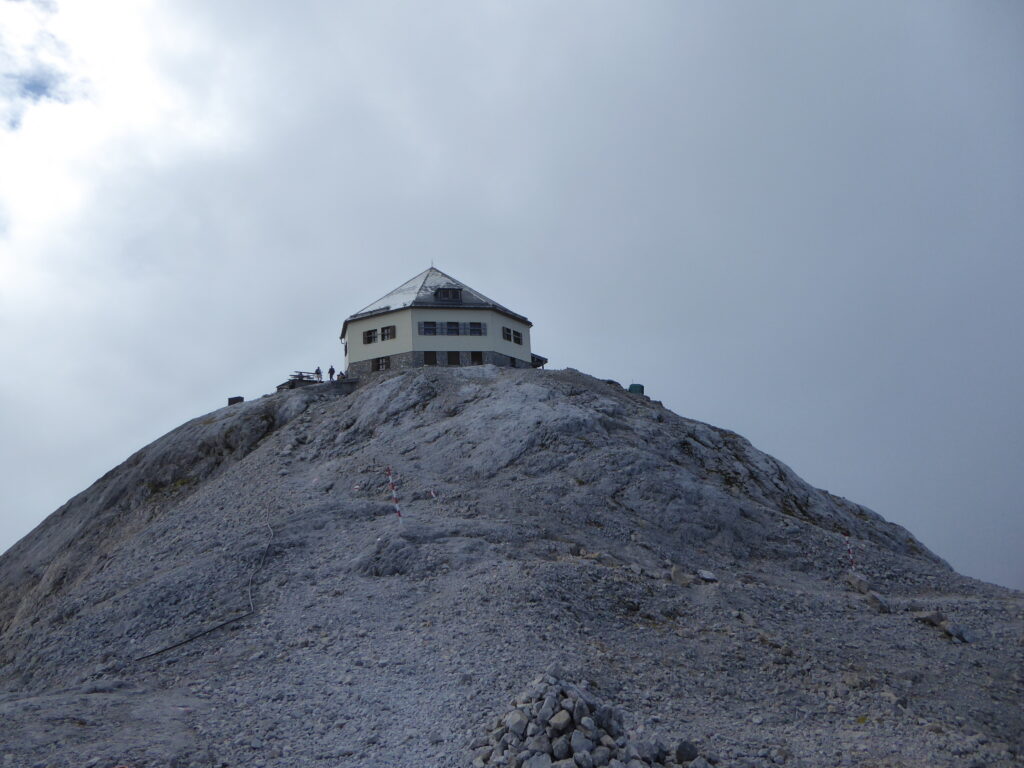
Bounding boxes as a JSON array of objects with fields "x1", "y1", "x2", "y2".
[
  {"x1": 315, "y1": 366, "x2": 322, "y2": 382},
  {"x1": 328, "y1": 365, "x2": 336, "y2": 381}
]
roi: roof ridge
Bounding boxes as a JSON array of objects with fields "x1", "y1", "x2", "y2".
[
  {"x1": 351, "y1": 267, "x2": 432, "y2": 316},
  {"x1": 415, "y1": 268, "x2": 435, "y2": 293}
]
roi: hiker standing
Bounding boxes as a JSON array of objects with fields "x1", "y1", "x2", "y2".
[
  {"x1": 328, "y1": 365, "x2": 336, "y2": 381},
  {"x1": 315, "y1": 366, "x2": 322, "y2": 382}
]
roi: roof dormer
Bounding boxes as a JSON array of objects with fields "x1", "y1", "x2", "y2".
[
  {"x1": 340, "y1": 266, "x2": 532, "y2": 338},
  {"x1": 434, "y1": 287, "x2": 463, "y2": 303}
]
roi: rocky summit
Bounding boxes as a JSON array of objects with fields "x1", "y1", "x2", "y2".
[{"x1": 0, "y1": 366, "x2": 1020, "y2": 768}]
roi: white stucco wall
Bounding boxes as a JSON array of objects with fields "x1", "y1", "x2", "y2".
[
  {"x1": 343, "y1": 311, "x2": 414, "y2": 368},
  {"x1": 344, "y1": 307, "x2": 532, "y2": 367},
  {"x1": 408, "y1": 308, "x2": 531, "y2": 362}
]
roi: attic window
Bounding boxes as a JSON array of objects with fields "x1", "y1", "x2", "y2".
[{"x1": 435, "y1": 288, "x2": 462, "y2": 303}]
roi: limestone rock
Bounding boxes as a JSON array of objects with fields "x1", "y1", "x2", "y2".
[
  {"x1": 844, "y1": 570, "x2": 871, "y2": 594},
  {"x1": 865, "y1": 590, "x2": 891, "y2": 613},
  {"x1": 553, "y1": 735, "x2": 572, "y2": 760},
  {"x1": 0, "y1": 367, "x2": 1013, "y2": 768},
  {"x1": 912, "y1": 609, "x2": 946, "y2": 626},
  {"x1": 550, "y1": 710, "x2": 573, "y2": 732},
  {"x1": 523, "y1": 754, "x2": 553, "y2": 768},
  {"x1": 506, "y1": 709, "x2": 530, "y2": 738},
  {"x1": 670, "y1": 566, "x2": 695, "y2": 587},
  {"x1": 675, "y1": 740, "x2": 700, "y2": 763},
  {"x1": 570, "y1": 729, "x2": 595, "y2": 755}
]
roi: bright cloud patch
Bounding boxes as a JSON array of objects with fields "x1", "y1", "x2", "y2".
[
  {"x1": 0, "y1": 0, "x2": 230, "y2": 252},
  {"x1": 0, "y1": 0, "x2": 81, "y2": 129}
]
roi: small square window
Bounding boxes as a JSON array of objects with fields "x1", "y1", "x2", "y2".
[
  {"x1": 447, "y1": 351, "x2": 460, "y2": 366},
  {"x1": 381, "y1": 325, "x2": 396, "y2": 341},
  {"x1": 470, "y1": 351, "x2": 483, "y2": 365},
  {"x1": 424, "y1": 351, "x2": 437, "y2": 366},
  {"x1": 502, "y1": 327, "x2": 512, "y2": 341},
  {"x1": 512, "y1": 330, "x2": 523, "y2": 345},
  {"x1": 375, "y1": 356, "x2": 390, "y2": 371},
  {"x1": 363, "y1": 329, "x2": 378, "y2": 344}
]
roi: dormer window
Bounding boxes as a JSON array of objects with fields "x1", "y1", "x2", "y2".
[{"x1": 435, "y1": 288, "x2": 462, "y2": 303}]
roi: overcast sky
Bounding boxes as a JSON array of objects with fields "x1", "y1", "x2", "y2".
[{"x1": 1, "y1": 1, "x2": 1021, "y2": 590}]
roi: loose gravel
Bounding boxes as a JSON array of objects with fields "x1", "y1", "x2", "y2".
[{"x1": 1, "y1": 366, "x2": 1020, "y2": 768}]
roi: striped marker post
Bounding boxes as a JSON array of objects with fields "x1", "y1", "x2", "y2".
[
  {"x1": 844, "y1": 534, "x2": 856, "y2": 570},
  {"x1": 385, "y1": 466, "x2": 402, "y2": 518}
]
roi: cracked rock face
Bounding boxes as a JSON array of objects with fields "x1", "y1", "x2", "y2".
[{"x1": 0, "y1": 366, "x2": 1020, "y2": 768}]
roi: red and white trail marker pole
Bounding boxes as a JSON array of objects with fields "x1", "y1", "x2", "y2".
[{"x1": 385, "y1": 466, "x2": 402, "y2": 519}]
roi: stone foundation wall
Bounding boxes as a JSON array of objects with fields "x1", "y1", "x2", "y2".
[
  {"x1": 346, "y1": 350, "x2": 419, "y2": 379},
  {"x1": 480, "y1": 351, "x2": 525, "y2": 368},
  {"x1": 346, "y1": 349, "x2": 528, "y2": 377}
]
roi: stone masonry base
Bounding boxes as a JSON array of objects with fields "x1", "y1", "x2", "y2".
[{"x1": 346, "y1": 349, "x2": 528, "y2": 378}]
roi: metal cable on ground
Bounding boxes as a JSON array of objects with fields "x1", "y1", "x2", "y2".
[{"x1": 134, "y1": 522, "x2": 276, "y2": 662}]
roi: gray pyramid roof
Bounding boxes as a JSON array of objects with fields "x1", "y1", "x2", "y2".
[{"x1": 342, "y1": 268, "x2": 530, "y2": 338}]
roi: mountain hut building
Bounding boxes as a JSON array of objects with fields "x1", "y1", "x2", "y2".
[{"x1": 341, "y1": 268, "x2": 547, "y2": 377}]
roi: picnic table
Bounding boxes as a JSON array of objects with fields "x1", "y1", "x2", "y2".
[
  {"x1": 275, "y1": 371, "x2": 320, "y2": 391},
  {"x1": 276, "y1": 369, "x2": 351, "y2": 392}
]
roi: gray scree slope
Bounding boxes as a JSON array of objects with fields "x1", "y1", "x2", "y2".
[{"x1": 0, "y1": 366, "x2": 1020, "y2": 768}]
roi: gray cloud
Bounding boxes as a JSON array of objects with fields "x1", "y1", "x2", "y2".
[
  {"x1": 1, "y1": 2, "x2": 1022, "y2": 589},
  {"x1": 11, "y1": 66, "x2": 61, "y2": 100},
  {"x1": 2, "y1": 64, "x2": 69, "y2": 127}
]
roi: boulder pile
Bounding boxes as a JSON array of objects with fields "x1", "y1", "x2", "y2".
[{"x1": 469, "y1": 671, "x2": 711, "y2": 768}]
